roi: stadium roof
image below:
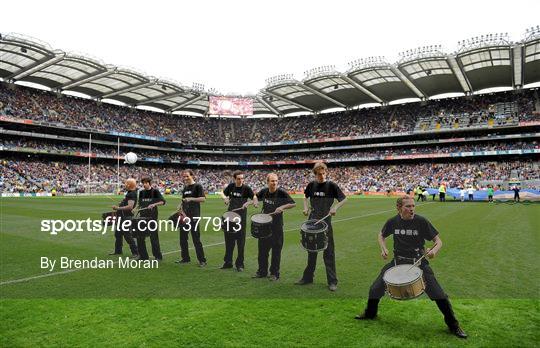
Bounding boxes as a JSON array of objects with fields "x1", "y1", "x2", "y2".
[{"x1": 1, "y1": 28, "x2": 539, "y2": 116}]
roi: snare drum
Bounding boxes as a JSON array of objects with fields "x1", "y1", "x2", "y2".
[
  {"x1": 222, "y1": 211, "x2": 242, "y2": 234},
  {"x1": 300, "y1": 219, "x2": 328, "y2": 252},
  {"x1": 383, "y1": 264, "x2": 425, "y2": 300},
  {"x1": 250, "y1": 214, "x2": 273, "y2": 239},
  {"x1": 130, "y1": 216, "x2": 153, "y2": 237},
  {"x1": 168, "y1": 212, "x2": 188, "y2": 230},
  {"x1": 102, "y1": 211, "x2": 117, "y2": 226}
]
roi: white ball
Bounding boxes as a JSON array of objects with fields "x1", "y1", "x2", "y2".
[{"x1": 124, "y1": 152, "x2": 138, "y2": 164}]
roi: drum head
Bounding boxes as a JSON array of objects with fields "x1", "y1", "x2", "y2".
[
  {"x1": 383, "y1": 264, "x2": 423, "y2": 285},
  {"x1": 301, "y1": 219, "x2": 328, "y2": 233},
  {"x1": 223, "y1": 211, "x2": 241, "y2": 220},
  {"x1": 251, "y1": 213, "x2": 272, "y2": 224}
]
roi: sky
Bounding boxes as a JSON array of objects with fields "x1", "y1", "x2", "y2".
[{"x1": 2, "y1": 0, "x2": 539, "y2": 96}]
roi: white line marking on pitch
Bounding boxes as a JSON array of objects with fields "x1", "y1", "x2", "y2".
[{"x1": 0, "y1": 202, "x2": 435, "y2": 286}]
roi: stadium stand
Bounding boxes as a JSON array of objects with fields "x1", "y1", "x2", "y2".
[{"x1": 1, "y1": 30, "x2": 539, "y2": 197}]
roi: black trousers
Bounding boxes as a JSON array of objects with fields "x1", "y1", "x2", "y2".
[
  {"x1": 179, "y1": 218, "x2": 206, "y2": 263},
  {"x1": 364, "y1": 258, "x2": 459, "y2": 328},
  {"x1": 136, "y1": 227, "x2": 163, "y2": 260},
  {"x1": 257, "y1": 227, "x2": 283, "y2": 277},
  {"x1": 224, "y1": 228, "x2": 246, "y2": 267},
  {"x1": 302, "y1": 218, "x2": 338, "y2": 285},
  {"x1": 514, "y1": 192, "x2": 520, "y2": 201},
  {"x1": 114, "y1": 221, "x2": 138, "y2": 255},
  {"x1": 439, "y1": 192, "x2": 445, "y2": 201}
]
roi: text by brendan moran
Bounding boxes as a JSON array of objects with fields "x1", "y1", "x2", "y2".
[{"x1": 40, "y1": 257, "x2": 159, "y2": 272}]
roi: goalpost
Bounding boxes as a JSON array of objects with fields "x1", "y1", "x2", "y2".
[{"x1": 84, "y1": 134, "x2": 121, "y2": 196}]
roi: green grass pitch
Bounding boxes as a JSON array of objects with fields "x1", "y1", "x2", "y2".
[{"x1": 1, "y1": 195, "x2": 539, "y2": 347}]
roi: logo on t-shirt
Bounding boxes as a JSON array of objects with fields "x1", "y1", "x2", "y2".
[
  {"x1": 184, "y1": 191, "x2": 192, "y2": 196},
  {"x1": 232, "y1": 192, "x2": 242, "y2": 197},
  {"x1": 314, "y1": 192, "x2": 326, "y2": 197},
  {"x1": 395, "y1": 229, "x2": 419, "y2": 236},
  {"x1": 264, "y1": 198, "x2": 275, "y2": 205}
]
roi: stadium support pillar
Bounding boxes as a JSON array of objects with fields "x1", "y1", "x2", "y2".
[
  {"x1": 301, "y1": 84, "x2": 347, "y2": 108},
  {"x1": 341, "y1": 75, "x2": 383, "y2": 103},
  {"x1": 447, "y1": 56, "x2": 472, "y2": 94},
  {"x1": 263, "y1": 90, "x2": 314, "y2": 113},
  {"x1": 390, "y1": 66, "x2": 427, "y2": 99},
  {"x1": 169, "y1": 94, "x2": 205, "y2": 113},
  {"x1": 512, "y1": 44, "x2": 524, "y2": 89},
  {"x1": 256, "y1": 96, "x2": 281, "y2": 116}
]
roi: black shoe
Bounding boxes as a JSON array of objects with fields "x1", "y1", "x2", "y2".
[
  {"x1": 354, "y1": 312, "x2": 376, "y2": 320},
  {"x1": 295, "y1": 279, "x2": 313, "y2": 285},
  {"x1": 251, "y1": 273, "x2": 266, "y2": 279},
  {"x1": 175, "y1": 259, "x2": 190, "y2": 264},
  {"x1": 450, "y1": 326, "x2": 468, "y2": 339},
  {"x1": 108, "y1": 252, "x2": 122, "y2": 255},
  {"x1": 220, "y1": 263, "x2": 233, "y2": 269}
]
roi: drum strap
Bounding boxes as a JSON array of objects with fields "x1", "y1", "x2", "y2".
[
  {"x1": 261, "y1": 190, "x2": 269, "y2": 214},
  {"x1": 396, "y1": 256, "x2": 417, "y2": 263}
]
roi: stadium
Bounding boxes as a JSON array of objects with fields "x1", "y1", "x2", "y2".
[{"x1": 1, "y1": 3, "x2": 539, "y2": 347}]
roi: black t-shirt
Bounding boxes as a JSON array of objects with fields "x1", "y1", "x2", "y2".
[
  {"x1": 182, "y1": 183, "x2": 205, "y2": 217},
  {"x1": 304, "y1": 180, "x2": 346, "y2": 220},
  {"x1": 224, "y1": 183, "x2": 254, "y2": 219},
  {"x1": 256, "y1": 187, "x2": 295, "y2": 228},
  {"x1": 381, "y1": 214, "x2": 439, "y2": 257},
  {"x1": 119, "y1": 189, "x2": 137, "y2": 217},
  {"x1": 138, "y1": 188, "x2": 166, "y2": 219}
]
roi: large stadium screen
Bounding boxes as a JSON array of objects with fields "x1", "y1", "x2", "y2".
[{"x1": 209, "y1": 96, "x2": 253, "y2": 116}]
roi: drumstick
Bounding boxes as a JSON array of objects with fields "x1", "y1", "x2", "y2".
[
  {"x1": 133, "y1": 206, "x2": 153, "y2": 214},
  {"x1": 407, "y1": 244, "x2": 437, "y2": 271},
  {"x1": 231, "y1": 206, "x2": 246, "y2": 212},
  {"x1": 315, "y1": 213, "x2": 331, "y2": 225},
  {"x1": 103, "y1": 194, "x2": 118, "y2": 202}
]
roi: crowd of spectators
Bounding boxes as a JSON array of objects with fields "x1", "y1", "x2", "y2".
[
  {"x1": 2, "y1": 137, "x2": 537, "y2": 163},
  {"x1": 1, "y1": 83, "x2": 538, "y2": 144},
  {"x1": 2, "y1": 156, "x2": 537, "y2": 194}
]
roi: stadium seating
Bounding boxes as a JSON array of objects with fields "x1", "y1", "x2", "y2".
[
  {"x1": 1, "y1": 83, "x2": 539, "y2": 195},
  {"x1": 1, "y1": 83, "x2": 537, "y2": 144}
]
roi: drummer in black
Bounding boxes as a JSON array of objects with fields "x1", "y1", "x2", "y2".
[
  {"x1": 137, "y1": 176, "x2": 165, "y2": 261},
  {"x1": 109, "y1": 178, "x2": 139, "y2": 257},
  {"x1": 355, "y1": 195, "x2": 467, "y2": 339},
  {"x1": 252, "y1": 173, "x2": 296, "y2": 281},
  {"x1": 296, "y1": 162, "x2": 347, "y2": 291},
  {"x1": 176, "y1": 169, "x2": 207, "y2": 266},
  {"x1": 220, "y1": 170, "x2": 257, "y2": 272}
]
